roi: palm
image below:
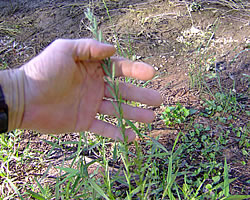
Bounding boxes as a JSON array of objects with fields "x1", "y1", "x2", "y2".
[{"x1": 20, "y1": 39, "x2": 162, "y2": 141}]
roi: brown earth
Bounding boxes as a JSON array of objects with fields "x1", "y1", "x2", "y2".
[{"x1": 0, "y1": 0, "x2": 249, "y2": 198}]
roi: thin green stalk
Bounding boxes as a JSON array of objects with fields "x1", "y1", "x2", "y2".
[
  {"x1": 161, "y1": 132, "x2": 181, "y2": 199},
  {"x1": 102, "y1": 0, "x2": 123, "y2": 56},
  {"x1": 84, "y1": 8, "x2": 129, "y2": 142},
  {"x1": 6, "y1": 177, "x2": 24, "y2": 200},
  {"x1": 223, "y1": 157, "x2": 229, "y2": 197}
]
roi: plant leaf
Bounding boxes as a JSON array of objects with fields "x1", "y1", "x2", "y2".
[
  {"x1": 223, "y1": 195, "x2": 250, "y2": 200},
  {"x1": 26, "y1": 190, "x2": 46, "y2": 200},
  {"x1": 55, "y1": 167, "x2": 79, "y2": 174},
  {"x1": 88, "y1": 179, "x2": 110, "y2": 200},
  {"x1": 6, "y1": 178, "x2": 24, "y2": 200},
  {"x1": 223, "y1": 157, "x2": 230, "y2": 196},
  {"x1": 189, "y1": 108, "x2": 198, "y2": 115}
]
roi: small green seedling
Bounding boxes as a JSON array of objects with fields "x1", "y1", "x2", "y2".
[{"x1": 161, "y1": 103, "x2": 191, "y2": 127}]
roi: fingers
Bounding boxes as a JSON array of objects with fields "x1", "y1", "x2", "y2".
[
  {"x1": 104, "y1": 82, "x2": 163, "y2": 106},
  {"x1": 52, "y1": 39, "x2": 155, "y2": 81},
  {"x1": 88, "y1": 119, "x2": 136, "y2": 142},
  {"x1": 74, "y1": 40, "x2": 155, "y2": 81},
  {"x1": 109, "y1": 58, "x2": 155, "y2": 81},
  {"x1": 98, "y1": 100, "x2": 155, "y2": 123}
]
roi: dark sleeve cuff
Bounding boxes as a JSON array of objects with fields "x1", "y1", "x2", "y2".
[{"x1": 0, "y1": 85, "x2": 8, "y2": 133}]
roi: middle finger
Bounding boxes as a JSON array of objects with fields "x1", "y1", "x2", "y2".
[
  {"x1": 104, "y1": 82, "x2": 162, "y2": 106},
  {"x1": 98, "y1": 100, "x2": 155, "y2": 124}
]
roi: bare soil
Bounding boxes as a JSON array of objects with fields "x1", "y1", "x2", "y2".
[{"x1": 0, "y1": 0, "x2": 249, "y2": 198}]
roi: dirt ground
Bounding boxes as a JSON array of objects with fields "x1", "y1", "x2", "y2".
[{"x1": 0, "y1": 0, "x2": 249, "y2": 198}]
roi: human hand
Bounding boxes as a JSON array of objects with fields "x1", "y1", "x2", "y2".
[{"x1": 19, "y1": 39, "x2": 162, "y2": 142}]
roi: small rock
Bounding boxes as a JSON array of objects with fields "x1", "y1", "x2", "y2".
[{"x1": 154, "y1": 66, "x2": 159, "y2": 71}]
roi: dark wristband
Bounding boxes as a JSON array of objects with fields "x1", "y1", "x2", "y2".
[{"x1": 0, "y1": 85, "x2": 8, "y2": 133}]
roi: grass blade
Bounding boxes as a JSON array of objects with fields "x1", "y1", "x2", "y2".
[
  {"x1": 223, "y1": 157, "x2": 229, "y2": 196},
  {"x1": 223, "y1": 195, "x2": 250, "y2": 200},
  {"x1": 88, "y1": 179, "x2": 110, "y2": 200},
  {"x1": 34, "y1": 177, "x2": 45, "y2": 196},
  {"x1": 55, "y1": 167, "x2": 79, "y2": 174},
  {"x1": 6, "y1": 178, "x2": 24, "y2": 200},
  {"x1": 26, "y1": 189, "x2": 46, "y2": 200},
  {"x1": 141, "y1": 133, "x2": 170, "y2": 154}
]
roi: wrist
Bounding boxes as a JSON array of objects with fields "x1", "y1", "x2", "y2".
[{"x1": 0, "y1": 68, "x2": 25, "y2": 131}]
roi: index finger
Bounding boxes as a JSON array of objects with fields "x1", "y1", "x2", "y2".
[
  {"x1": 52, "y1": 39, "x2": 116, "y2": 61},
  {"x1": 108, "y1": 58, "x2": 156, "y2": 81}
]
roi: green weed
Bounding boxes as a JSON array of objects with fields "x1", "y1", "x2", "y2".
[
  {"x1": 161, "y1": 103, "x2": 191, "y2": 127},
  {"x1": 0, "y1": 130, "x2": 25, "y2": 199},
  {"x1": 0, "y1": 58, "x2": 8, "y2": 70}
]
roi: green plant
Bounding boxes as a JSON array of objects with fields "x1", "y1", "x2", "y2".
[
  {"x1": 24, "y1": 131, "x2": 105, "y2": 199},
  {"x1": 161, "y1": 103, "x2": 191, "y2": 127},
  {"x1": 201, "y1": 89, "x2": 244, "y2": 119},
  {"x1": 0, "y1": 58, "x2": 8, "y2": 70},
  {"x1": 187, "y1": 18, "x2": 219, "y2": 90},
  {"x1": 181, "y1": 124, "x2": 223, "y2": 172},
  {"x1": 202, "y1": 158, "x2": 250, "y2": 200},
  {"x1": 0, "y1": 130, "x2": 25, "y2": 199}
]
